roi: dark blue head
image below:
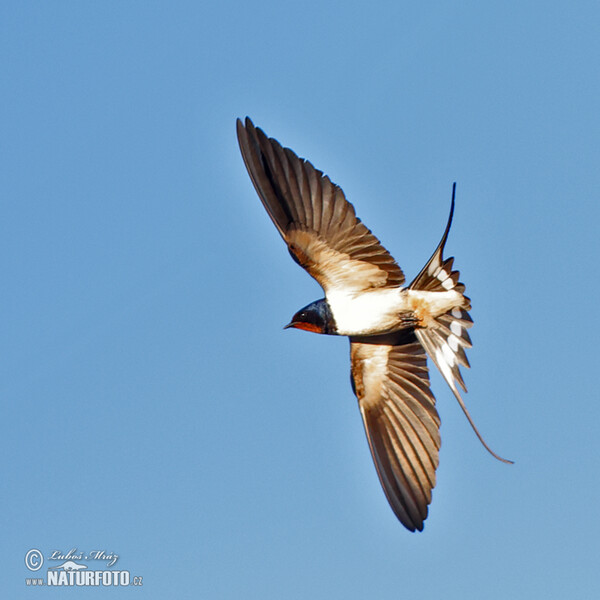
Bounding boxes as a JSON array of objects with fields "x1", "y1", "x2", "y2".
[{"x1": 284, "y1": 299, "x2": 337, "y2": 335}]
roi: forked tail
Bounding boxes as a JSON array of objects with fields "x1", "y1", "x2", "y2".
[{"x1": 410, "y1": 183, "x2": 513, "y2": 464}]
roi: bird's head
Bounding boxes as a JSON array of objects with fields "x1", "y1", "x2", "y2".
[{"x1": 284, "y1": 299, "x2": 337, "y2": 335}]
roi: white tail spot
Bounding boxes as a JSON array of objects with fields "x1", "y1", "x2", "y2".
[
  {"x1": 441, "y1": 342, "x2": 455, "y2": 366},
  {"x1": 441, "y1": 278, "x2": 454, "y2": 290},
  {"x1": 449, "y1": 335, "x2": 460, "y2": 351}
]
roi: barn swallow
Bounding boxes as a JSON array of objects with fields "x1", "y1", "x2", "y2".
[{"x1": 236, "y1": 117, "x2": 512, "y2": 532}]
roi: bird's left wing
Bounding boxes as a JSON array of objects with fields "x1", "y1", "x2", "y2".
[
  {"x1": 237, "y1": 117, "x2": 405, "y2": 294},
  {"x1": 350, "y1": 331, "x2": 440, "y2": 531}
]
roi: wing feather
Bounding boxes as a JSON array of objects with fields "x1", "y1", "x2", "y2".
[
  {"x1": 350, "y1": 331, "x2": 440, "y2": 531},
  {"x1": 237, "y1": 117, "x2": 405, "y2": 293}
]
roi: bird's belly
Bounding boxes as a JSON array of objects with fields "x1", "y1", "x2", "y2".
[
  {"x1": 326, "y1": 288, "x2": 406, "y2": 336},
  {"x1": 327, "y1": 288, "x2": 464, "y2": 336}
]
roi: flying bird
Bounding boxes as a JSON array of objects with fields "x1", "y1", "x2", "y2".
[{"x1": 236, "y1": 117, "x2": 511, "y2": 532}]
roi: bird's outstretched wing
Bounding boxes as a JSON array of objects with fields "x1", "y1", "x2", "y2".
[
  {"x1": 350, "y1": 331, "x2": 440, "y2": 531},
  {"x1": 237, "y1": 117, "x2": 405, "y2": 294}
]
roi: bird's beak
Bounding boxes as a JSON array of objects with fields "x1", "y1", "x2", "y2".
[{"x1": 283, "y1": 322, "x2": 296, "y2": 330}]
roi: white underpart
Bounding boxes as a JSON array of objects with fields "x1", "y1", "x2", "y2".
[
  {"x1": 326, "y1": 287, "x2": 404, "y2": 336},
  {"x1": 326, "y1": 287, "x2": 464, "y2": 336}
]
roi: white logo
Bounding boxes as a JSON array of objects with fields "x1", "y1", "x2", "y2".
[
  {"x1": 25, "y1": 549, "x2": 43, "y2": 572},
  {"x1": 24, "y1": 548, "x2": 143, "y2": 588}
]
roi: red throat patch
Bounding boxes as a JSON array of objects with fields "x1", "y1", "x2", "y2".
[{"x1": 290, "y1": 322, "x2": 323, "y2": 334}]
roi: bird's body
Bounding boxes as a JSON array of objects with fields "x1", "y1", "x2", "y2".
[
  {"x1": 325, "y1": 287, "x2": 466, "y2": 336},
  {"x1": 236, "y1": 117, "x2": 510, "y2": 532}
]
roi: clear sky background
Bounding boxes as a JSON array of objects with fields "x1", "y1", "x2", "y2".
[{"x1": 2, "y1": 1, "x2": 599, "y2": 598}]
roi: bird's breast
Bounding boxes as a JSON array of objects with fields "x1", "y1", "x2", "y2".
[
  {"x1": 326, "y1": 288, "x2": 406, "y2": 336},
  {"x1": 326, "y1": 288, "x2": 465, "y2": 336}
]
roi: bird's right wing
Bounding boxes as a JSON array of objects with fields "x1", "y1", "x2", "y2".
[
  {"x1": 237, "y1": 117, "x2": 405, "y2": 295},
  {"x1": 350, "y1": 331, "x2": 440, "y2": 531}
]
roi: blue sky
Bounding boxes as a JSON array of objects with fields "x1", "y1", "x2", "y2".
[{"x1": 2, "y1": 1, "x2": 599, "y2": 598}]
